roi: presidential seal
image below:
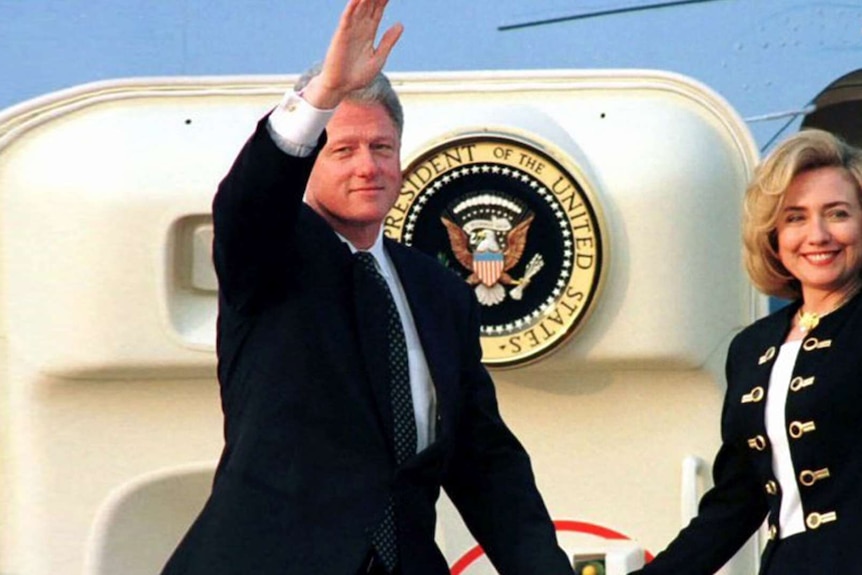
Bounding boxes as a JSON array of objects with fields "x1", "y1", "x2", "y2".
[{"x1": 385, "y1": 132, "x2": 605, "y2": 367}]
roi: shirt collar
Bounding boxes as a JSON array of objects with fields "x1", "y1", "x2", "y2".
[{"x1": 335, "y1": 228, "x2": 392, "y2": 280}]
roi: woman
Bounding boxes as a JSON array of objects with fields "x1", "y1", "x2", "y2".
[{"x1": 632, "y1": 129, "x2": 862, "y2": 574}]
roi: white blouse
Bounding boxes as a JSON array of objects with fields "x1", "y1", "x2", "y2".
[{"x1": 764, "y1": 339, "x2": 805, "y2": 538}]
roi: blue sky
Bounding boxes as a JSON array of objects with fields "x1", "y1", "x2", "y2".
[{"x1": 2, "y1": 1, "x2": 861, "y2": 149}]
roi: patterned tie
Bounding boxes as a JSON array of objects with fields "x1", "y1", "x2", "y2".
[{"x1": 353, "y1": 251, "x2": 417, "y2": 573}]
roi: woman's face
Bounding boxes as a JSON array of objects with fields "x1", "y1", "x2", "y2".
[{"x1": 776, "y1": 166, "x2": 862, "y2": 302}]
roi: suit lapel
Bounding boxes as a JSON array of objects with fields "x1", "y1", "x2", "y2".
[
  {"x1": 302, "y1": 208, "x2": 396, "y2": 455},
  {"x1": 748, "y1": 305, "x2": 793, "y2": 380},
  {"x1": 385, "y1": 241, "x2": 458, "y2": 438}
]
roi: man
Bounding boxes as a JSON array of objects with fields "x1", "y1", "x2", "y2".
[{"x1": 161, "y1": 1, "x2": 573, "y2": 573}]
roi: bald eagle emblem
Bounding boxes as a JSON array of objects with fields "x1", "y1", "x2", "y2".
[{"x1": 441, "y1": 192, "x2": 544, "y2": 306}]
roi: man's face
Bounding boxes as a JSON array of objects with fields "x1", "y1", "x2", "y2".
[{"x1": 305, "y1": 100, "x2": 402, "y2": 248}]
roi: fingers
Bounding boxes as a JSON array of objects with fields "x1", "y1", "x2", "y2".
[
  {"x1": 337, "y1": 0, "x2": 401, "y2": 73},
  {"x1": 311, "y1": 0, "x2": 400, "y2": 107},
  {"x1": 335, "y1": 0, "x2": 396, "y2": 54},
  {"x1": 367, "y1": 0, "x2": 390, "y2": 25},
  {"x1": 375, "y1": 22, "x2": 404, "y2": 64},
  {"x1": 346, "y1": 0, "x2": 385, "y2": 28}
]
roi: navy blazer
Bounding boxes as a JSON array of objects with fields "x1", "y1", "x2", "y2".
[
  {"x1": 635, "y1": 290, "x2": 862, "y2": 574},
  {"x1": 160, "y1": 116, "x2": 572, "y2": 575}
]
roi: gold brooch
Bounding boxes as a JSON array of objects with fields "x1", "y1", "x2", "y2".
[
  {"x1": 796, "y1": 281, "x2": 862, "y2": 333},
  {"x1": 797, "y1": 310, "x2": 820, "y2": 333}
]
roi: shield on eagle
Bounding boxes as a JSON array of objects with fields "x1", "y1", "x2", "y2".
[{"x1": 473, "y1": 250, "x2": 505, "y2": 287}]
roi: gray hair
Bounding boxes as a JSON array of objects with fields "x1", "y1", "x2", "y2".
[{"x1": 294, "y1": 63, "x2": 404, "y2": 137}]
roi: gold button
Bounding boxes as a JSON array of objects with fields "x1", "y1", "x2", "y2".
[
  {"x1": 742, "y1": 386, "x2": 765, "y2": 403},
  {"x1": 789, "y1": 376, "x2": 815, "y2": 392},
  {"x1": 765, "y1": 480, "x2": 779, "y2": 495},
  {"x1": 759, "y1": 347, "x2": 776, "y2": 364},
  {"x1": 803, "y1": 337, "x2": 831, "y2": 351},
  {"x1": 767, "y1": 524, "x2": 778, "y2": 540},
  {"x1": 806, "y1": 511, "x2": 837, "y2": 529},
  {"x1": 789, "y1": 420, "x2": 816, "y2": 439},
  {"x1": 799, "y1": 468, "x2": 831, "y2": 487},
  {"x1": 747, "y1": 435, "x2": 767, "y2": 451}
]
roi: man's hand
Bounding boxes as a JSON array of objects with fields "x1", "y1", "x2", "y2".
[{"x1": 303, "y1": 0, "x2": 403, "y2": 109}]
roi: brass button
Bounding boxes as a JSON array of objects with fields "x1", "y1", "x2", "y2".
[
  {"x1": 802, "y1": 337, "x2": 832, "y2": 352},
  {"x1": 765, "y1": 480, "x2": 779, "y2": 495},
  {"x1": 767, "y1": 524, "x2": 778, "y2": 540},
  {"x1": 799, "y1": 468, "x2": 831, "y2": 487},
  {"x1": 742, "y1": 386, "x2": 765, "y2": 403},
  {"x1": 747, "y1": 435, "x2": 767, "y2": 451},
  {"x1": 789, "y1": 376, "x2": 815, "y2": 392},
  {"x1": 759, "y1": 347, "x2": 776, "y2": 364},
  {"x1": 806, "y1": 511, "x2": 837, "y2": 529},
  {"x1": 789, "y1": 420, "x2": 816, "y2": 439}
]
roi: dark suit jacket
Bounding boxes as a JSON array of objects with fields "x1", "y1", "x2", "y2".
[
  {"x1": 160, "y1": 116, "x2": 572, "y2": 575},
  {"x1": 635, "y1": 290, "x2": 862, "y2": 574}
]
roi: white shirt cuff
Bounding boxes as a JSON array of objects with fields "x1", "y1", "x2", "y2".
[{"x1": 266, "y1": 91, "x2": 335, "y2": 157}]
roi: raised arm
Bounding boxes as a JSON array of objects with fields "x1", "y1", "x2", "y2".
[{"x1": 213, "y1": 0, "x2": 403, "y2": 312}]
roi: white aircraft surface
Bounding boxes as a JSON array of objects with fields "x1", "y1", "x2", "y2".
[{"x1": 1, "y1": 2, "x2": 860, "y2": 574}]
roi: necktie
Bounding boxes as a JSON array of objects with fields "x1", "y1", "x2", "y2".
[{"x1": 353, "y1": 251, "x2": 417, "y2": 572}]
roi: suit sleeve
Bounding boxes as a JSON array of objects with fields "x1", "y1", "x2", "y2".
[
  {"x1": 631, "y1": 336, "x2": 769, "y2": 574},
  {"x1": 442, "y1": 296, "x2": 574, "y2": 575},
  {"x1": 212, "y1": 116, "x2": 320, "y2": 314}
]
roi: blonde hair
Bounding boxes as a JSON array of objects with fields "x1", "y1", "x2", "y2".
[{"x1": 743, "y1": 129, "x2": 862, "y2": 299}]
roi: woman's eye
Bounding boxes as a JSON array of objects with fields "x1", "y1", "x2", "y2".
[{"x1": 826, "y1": 209, "x2": 850, "y2": 220}]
